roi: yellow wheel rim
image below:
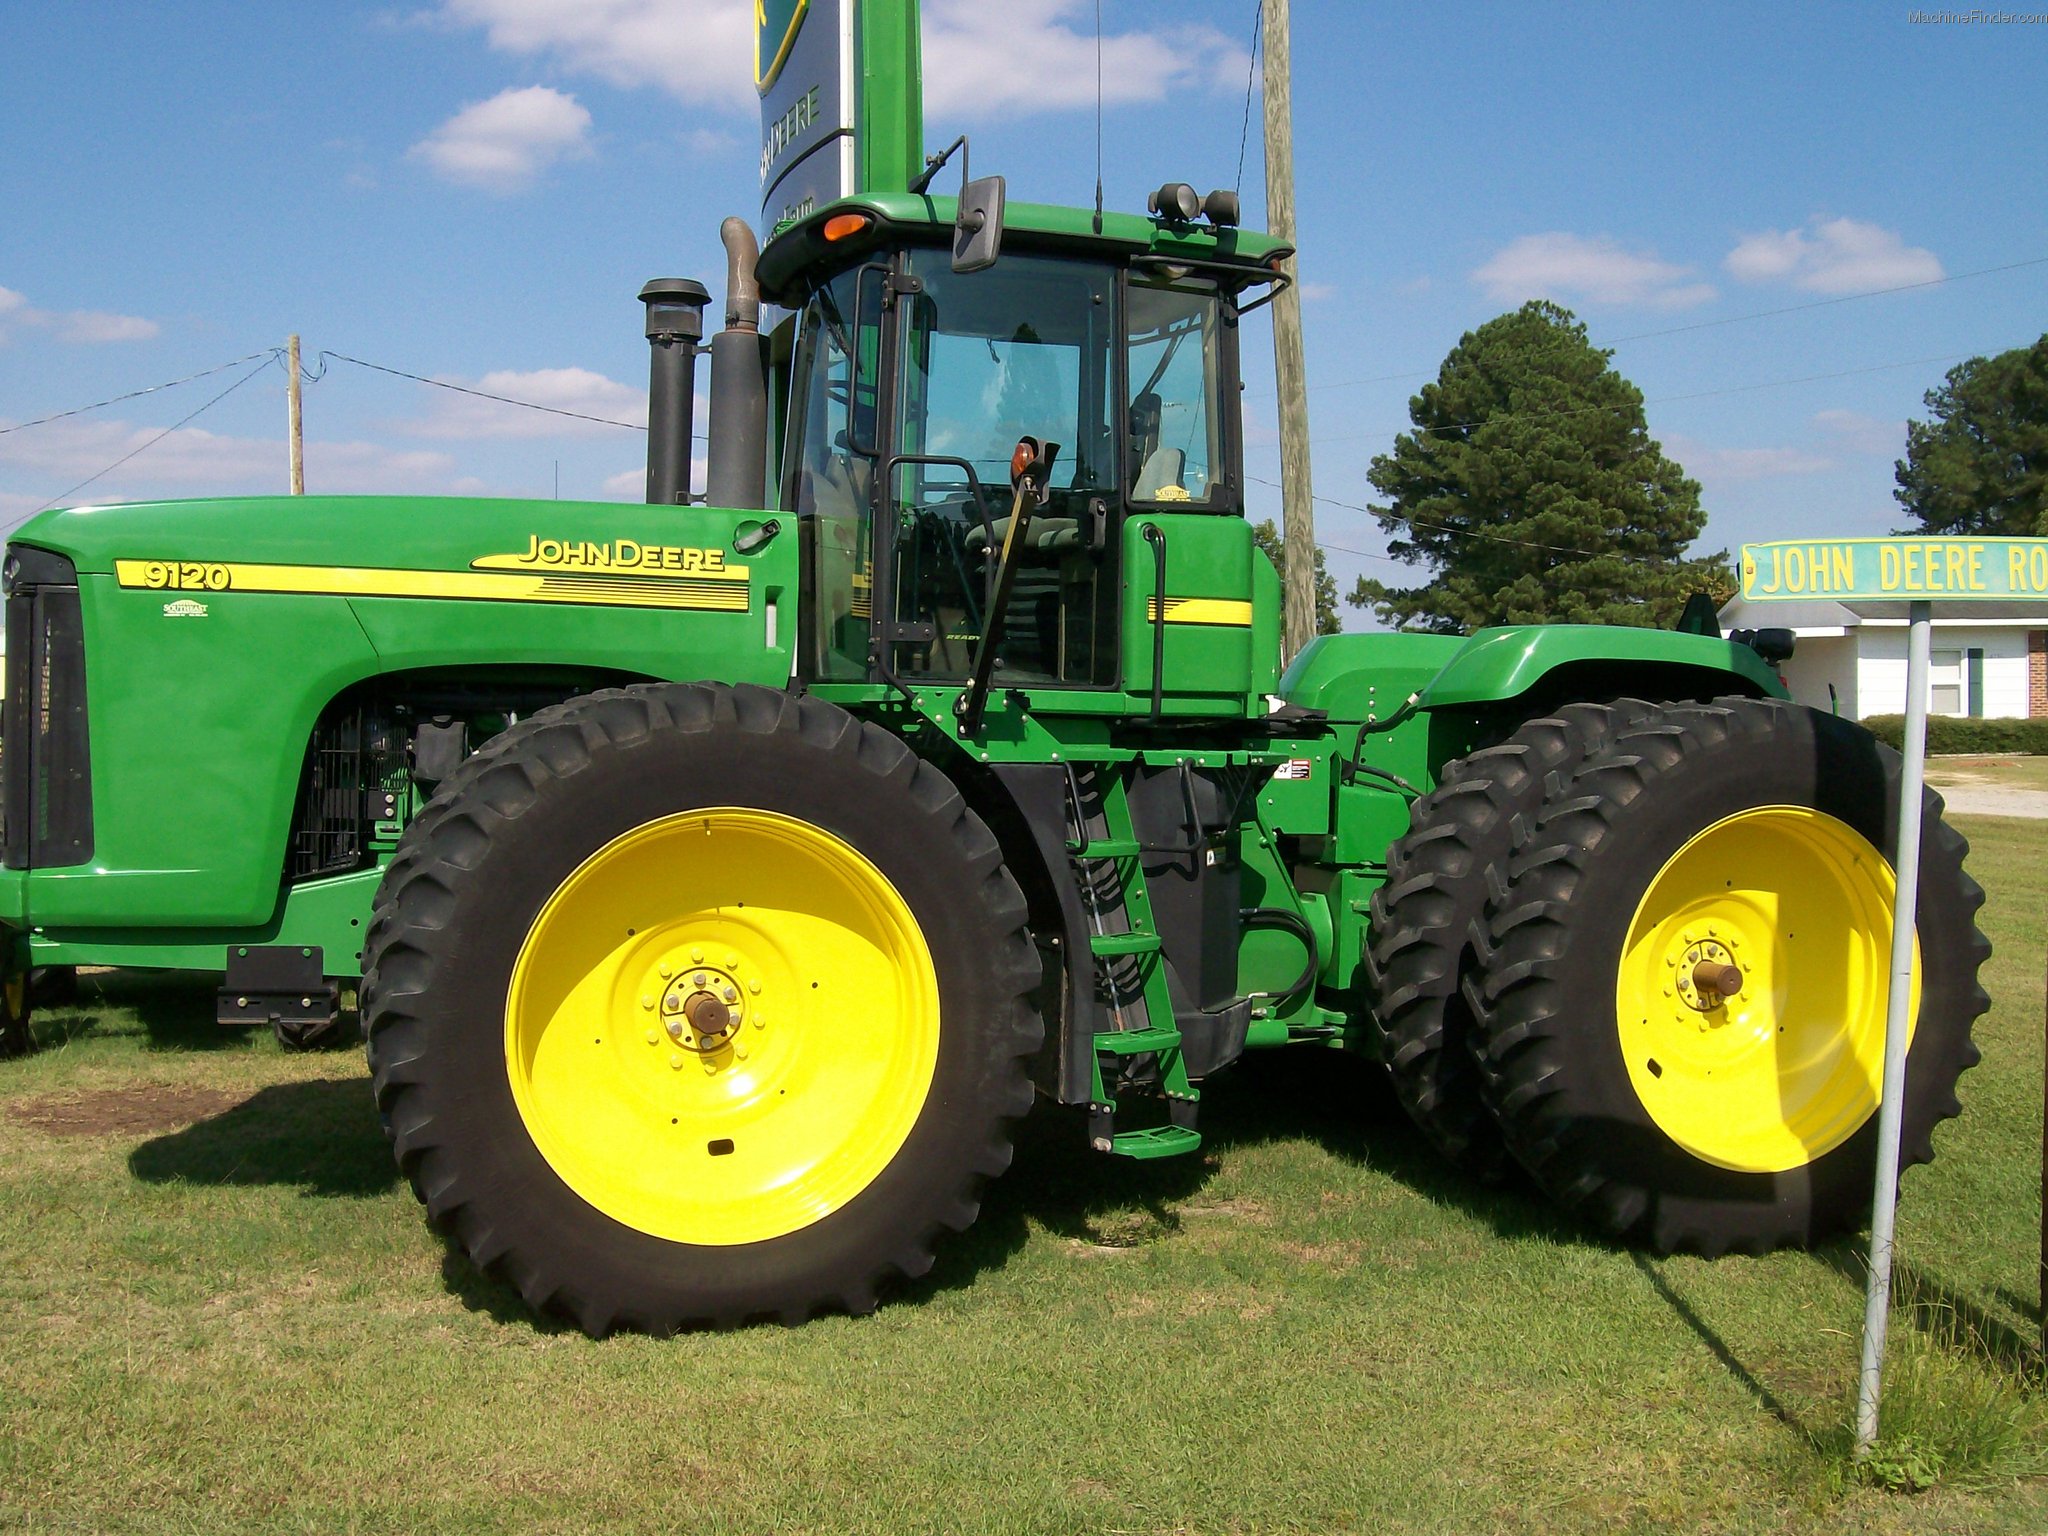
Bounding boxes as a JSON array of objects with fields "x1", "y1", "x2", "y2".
[
  {"x1": 1616, "y1": 806, "x2": 1919, "y2": 1173},
  {"x1": 505, "y1": 807, "x2": 940, "y2": 1245}
]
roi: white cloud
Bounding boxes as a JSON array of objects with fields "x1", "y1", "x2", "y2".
[
  {"x1": 397, "y1": 366, "x2": 647, "y2": 439},
  {"x1": 1667, "y1": 434, "x2": 1833, "y2": 484},
  {"x1": 683, "y1": 126, "x2": 739, "y2": 156},
  {"x1": 439, "y1": 0, "x2": 755, "y2": 109},
  {"x1": 0, "y1": 283, "x2": 159, "y2": 344},
  {"x1": 0, "y1": 414, "x2": 481, "y2": 510},
  {"x1": 1724, "y1": 218, "x2": 1943, "y2": 294},
  {"x1": 1812, "y1": 408, "x2": 1905, "y2": 457},
  {"x1": 603, "y1": 456, "x2": 706, "y2": 499},
  {"x1": 50, "y1": 310, "x2": 160, "y2": 344},
  {"x1": 434, "y1": 0, "x2": 1246, "y2": 120},
  {"x1": 1298, "y1": 281, "x2": 1334, "y2": 303},
  {"x1": 1472, "y1": 233, "x2": 1716, "y2": 310},
  {"x1": 923, "y1": 0, "x2": 1247, "y2": 117},
  {"x1": 410, "y1": 85, "x2": 594, "y2": 193}
]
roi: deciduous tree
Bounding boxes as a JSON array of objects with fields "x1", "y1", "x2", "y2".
[{"x1": 1252, "y1": 518, "x2": 1339, "y2": 635}]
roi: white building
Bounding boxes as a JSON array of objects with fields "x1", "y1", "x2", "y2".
[{"x1": 1716, "y1": 594, "x2": 2047, "y2": 720}]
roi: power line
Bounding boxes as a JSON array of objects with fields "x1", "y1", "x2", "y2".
[
  {"x1": 1607, "y1": 254, "x2": 2048, "y2": 345},
  {"x1": 1271, "y1": 252, "x2": 2048, "y2": 399},
  {"x1": 0, "y1": 350, "x2": 279, "y2": 437},
  {"x1": 1248, "y1": 471, "x2": 1602, "y2": 557},
  {"x1": 1234, "y1": 1, "x2": 1263, "y2": 194},
  {"x1": 24, "y1": 353, "x2": 279, "y2": 519},
  {"x1": 1304, "y1": 348, "x2": 1977, "y2": 449},
  {"x1": 318, "y1": 351, "x2": 649, "y2": 432}
]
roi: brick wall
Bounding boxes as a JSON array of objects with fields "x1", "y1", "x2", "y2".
[{"x1": 2030, "y1": 631, "x2": 2047, "y2": 717}]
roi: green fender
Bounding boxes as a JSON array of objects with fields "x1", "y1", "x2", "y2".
[
  {"x1": 1414, "y1": 624, "x2": 1785, "y2": 710},
  {"x1": 1280, "y1": 624, "x2": 1783, "y2": 724}
]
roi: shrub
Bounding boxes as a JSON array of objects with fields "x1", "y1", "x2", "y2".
[{"x1": 1859, "y1": 714, "x2": 2048, "y2": 755}]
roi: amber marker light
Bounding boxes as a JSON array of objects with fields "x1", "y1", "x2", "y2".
[{"x1": 822, "y1": 214, "x2": 871, "y2": 242}]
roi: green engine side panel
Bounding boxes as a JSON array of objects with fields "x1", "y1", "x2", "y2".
[{"x1": 5, "y1": 495, "x2": 798, "y2": 932}]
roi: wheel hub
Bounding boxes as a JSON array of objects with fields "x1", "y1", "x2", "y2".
[
  {"x1": 1669, "y1": 935, "x2": 1743, "y2": 1020},
  {"x1": 648, "y1": 957, "x2": 759, "y2": 1062}
]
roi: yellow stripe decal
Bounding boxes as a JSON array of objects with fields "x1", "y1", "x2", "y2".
[
  {"x1": 1146, "y1": 597, "x2": 1256, "y2": 627},
  {"x1": 115, "y1": 560, "x2": 751, "y2": 614}
]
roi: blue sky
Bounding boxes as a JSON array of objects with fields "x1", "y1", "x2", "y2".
[{"x1": 1, "y1": 1, "x2": 2042, "y2": 626}]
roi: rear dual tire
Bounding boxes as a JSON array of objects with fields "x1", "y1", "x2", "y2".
[
  {"x1": 1373, "y1": 697, "x2": 1985, "y2": 1255},
  {"x1": 1473, "y1": 697, "x2": 1985, "y2": 1254}
]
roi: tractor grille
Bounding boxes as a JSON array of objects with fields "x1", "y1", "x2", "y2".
[
  {"x1": 2, "y1": 545, "x2": 94, "y2": 870},
  {"x1": 286, "y1": 704, "x2": 407, "y2": 881}
]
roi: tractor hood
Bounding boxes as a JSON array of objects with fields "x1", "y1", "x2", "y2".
[{"x1": 11, "y1": 493, "x2": 765, "y2": 584}]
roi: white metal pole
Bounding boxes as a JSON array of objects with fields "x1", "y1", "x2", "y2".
[{"x1": 1856, "y1": 597, "x2": 1931, "y2": 1454}]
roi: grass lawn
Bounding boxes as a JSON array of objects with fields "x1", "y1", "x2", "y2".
[{"x1": 3, "y1": 816, "x2": 2047, "y2": 1534}]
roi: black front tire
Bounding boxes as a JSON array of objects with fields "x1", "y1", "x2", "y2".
[{"x1": 363, "y1": 683, "x2": 1041, "y2": 1334}]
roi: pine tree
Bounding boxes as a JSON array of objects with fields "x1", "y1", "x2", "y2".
[
  {"x1": 1894, "y1": 335, "x2": 2048, "y2": 536},
  {"x1": 1347, "y1": 300, "x2": 1729, "y2": 633}
]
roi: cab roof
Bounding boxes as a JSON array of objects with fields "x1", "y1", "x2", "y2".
[{"x1": 755, "y1": 192, "x2": 1293, "y2": 308}]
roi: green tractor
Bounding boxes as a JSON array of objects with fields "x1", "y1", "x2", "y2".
[{"x1": 0, "y1": 4, "x2": 1984, "y2": 1333}]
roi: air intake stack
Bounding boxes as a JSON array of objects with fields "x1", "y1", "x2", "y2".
[
  {"x1": 639, "y1": 277, "x2": 710, "y2": 505},
  {"x1": 705, "y1": 218, "x2": 768, "y2": 511}
]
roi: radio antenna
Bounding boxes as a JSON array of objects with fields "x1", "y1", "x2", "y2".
[{"x1": 1092, "y1": 0, "x2": 1104, "y2": 233}]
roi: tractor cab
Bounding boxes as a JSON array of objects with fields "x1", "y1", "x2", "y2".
[{"x1": 757, "y1": 194, "x2": 1290, "y2": 714}]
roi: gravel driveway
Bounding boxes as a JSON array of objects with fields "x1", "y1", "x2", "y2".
[{"x1": 1930, "y1": 785, "x2": 2048, "y2": 819}]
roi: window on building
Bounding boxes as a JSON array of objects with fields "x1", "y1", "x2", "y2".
[{"x1": 1929, "y1": 648, "x2": 1964, "y2": 716}]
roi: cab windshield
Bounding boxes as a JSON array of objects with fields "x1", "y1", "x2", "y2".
[{"x1": 784, "y1": 245, "x2": 1234, "y2": 686}]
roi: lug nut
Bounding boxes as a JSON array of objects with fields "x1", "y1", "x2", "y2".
[
  {"x1": 659, "y1": 962, "x2": 672, "y2": 978},
  {"x1": 691, "y1": 948, "x2": 704, "y2": 963},
  {"x1": 725, "y1": 954, "x2": 739, "y2": 970},
  {"x1": 670, "y1": 1052, "x2": 685, "y2": 1069},
  {"x1": 748, "y1": 978, "x2": 761, "y2": 995},
  {"x1": 722, "y1": 986, "x2": 738, "y2": 1003}
]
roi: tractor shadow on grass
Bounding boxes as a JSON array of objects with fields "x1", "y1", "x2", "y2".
[
  {"x1": 903, "y1": 1045, "x2": 1594, "y2": 1307},
  {"x1": 128, "y1": 1076, "x2": 398, "y2": 1198},
  {"x1": 53, "y1": 968, "x2": 263, "y2": 1053},
  {"x1": 1810, "y1": 1247, "x2": 2043, "y2": 1383}
]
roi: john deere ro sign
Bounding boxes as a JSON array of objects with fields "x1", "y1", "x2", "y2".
[{"x1": 1741, "y1": 536, "x2": 2048, "y2": 601}]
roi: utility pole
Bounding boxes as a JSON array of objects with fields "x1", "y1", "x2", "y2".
[
  {"x1": 1262, "y1": 0, "x2": 1316, "y2": 663},
  {"x1": 286, "y1": 334, "x2": 305, "y2": 495},
  {"x1": 1261, "y1": 0, "x2": 1310, "y2": 659}
]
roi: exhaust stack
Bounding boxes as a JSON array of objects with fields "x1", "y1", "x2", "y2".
[
  {"x1": 639, "y1": 277, "x2": 710, "y2": 505},
  {"x1": 705, "y1": 217, "x2": 768, "y2": 511}
]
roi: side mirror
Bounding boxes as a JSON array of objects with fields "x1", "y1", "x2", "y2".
[{"x1": 953, "y1": 175, "x2": 1005, "y2": 274}]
